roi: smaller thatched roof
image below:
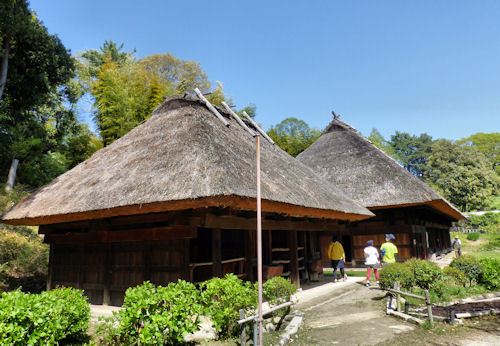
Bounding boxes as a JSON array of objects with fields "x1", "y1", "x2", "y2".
[
  {"x1": 2, "y1": 94, "x2": 373, "y2": 226},
  {"x1": 297, "y1": 118, "x2": 464, "y2": 220}
]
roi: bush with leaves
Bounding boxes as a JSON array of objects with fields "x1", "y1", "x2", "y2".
[
  {"x1": 101, "y1": 280, "x2": 203, "y2": 345},
  {"x1": 466, "y1": 232, "x2": 480, "y2": 241},
  {"x1": 379, "y1": 263, "x2": 415, "y2": 290},
  {"x1": 443, "y1": 266, "x2": 467, "y2": 287},
  {"x1": 478, "y1": 258, "x2": 500, "y2": 290},
  {"x1": 200, "y1": 274, "x2": 257, "y2": 339},
  {"x1": 406, "y1": 259, "x2": 443, "y2": 289},
  {"x1": 0, "y1": 287, "x2": 89, "y2": 345},
  {"x1": 450, "y1": 255, "x2": 484, "y2": 287},
  {"x1": 263, "y1": 277, "x2": 296, "y2": 319}
]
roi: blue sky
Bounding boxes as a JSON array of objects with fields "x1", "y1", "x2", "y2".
[{"x1": 30, "y1": 0, "x2": 500, "y2": 140}]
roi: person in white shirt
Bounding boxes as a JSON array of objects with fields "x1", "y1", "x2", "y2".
[{"x1": 364, "y1": 240, "x2": 380, "y2": 287}]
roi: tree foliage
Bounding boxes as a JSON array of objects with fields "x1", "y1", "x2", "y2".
[
  {"x1": 427, "y1": 139, "x2": 499, "y2": 211},
  {"x1": 267, "y1": 117, "x2": 321, "y2": 157},
  {"x1": 367, "y1": 128, "x2": 394, "y2": 156},
  {"x1": 391, "y1": 131, "x2": 433, "y2": 178},
  {"x1": 458, "y1": 132, "x2": 500, "y2": 175},
  {"x1": 0, "y1": 2, "x2": 99, "y2": 187}
]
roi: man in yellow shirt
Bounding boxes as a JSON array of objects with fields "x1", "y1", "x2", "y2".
[
  {"x1": 380, "y1": 234, "x2": 398, "y2": 265},
  {"x1": 328, "y1": 236, "x2": 347, "y2": 282}
]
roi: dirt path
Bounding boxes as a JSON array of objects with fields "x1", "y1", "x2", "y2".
[
  {"x1": 292, "y1": 282, "x2": 415, "y2": 345},
  {"x1": 289, "y1": 282, "x2": 500, "y2": 346}
]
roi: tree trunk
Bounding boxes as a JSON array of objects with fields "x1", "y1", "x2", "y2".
[
  {"x1": 5, "y1": 158, "x2": 19, "y2": 192},
  {"x1": 0, "y1": 41, "x2": 10, "y2": 101}
]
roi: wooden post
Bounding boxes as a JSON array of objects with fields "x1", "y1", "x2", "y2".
[
  {"x1": 143, "y1": 241, "x2": 152, "y2": 282},
  {"x1": 245, "y1": 229, "x2": 254, "y2": 282},
  {"x1": 239, "y1": 309, "x2": 246, "y2": 346},
  {"x1": 288, "y1": 231, "x2": 300, "y2": 288},
  {"x1": 5, "y1": 158, "x2": 18, "y2": 192},
  {"x1": 212, "y1": 228, "x2": 222, "y2": 277},
  {"x1": 46, "y1": 244, "x2": 54, "y2": 291},
  {"x1": 77, "y1": 244, "x2": 84, "y2": 289},
  {"x1": 103, "y1": 244, "x2": 111, "y2": 305},
  {"x1": 194, "y1": 88, "x2": 229, "y2": 127},
  {"x1": 264, "y1": 230, "x2": 273, "y2": 265},
  {"x1": 395, "y1": 281, "x2": 401, "y2": 312},
  {"x1": 425, "y1": 290, "x2": 433, "y2": 324},
  {"x1": 182, "y1": 239, "x2": 191, "y2": 281}
]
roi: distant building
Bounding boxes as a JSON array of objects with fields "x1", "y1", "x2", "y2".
[{"x1": 297, "y1": 118, "x2": 465, "y2": 264}]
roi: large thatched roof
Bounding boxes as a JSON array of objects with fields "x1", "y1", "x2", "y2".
[
  {"x1": 297, "y1": 119, "x2": 464, "y2": 220},
  {"x1": 2, "y1": 95, "x2": 373, "y2": 225}
]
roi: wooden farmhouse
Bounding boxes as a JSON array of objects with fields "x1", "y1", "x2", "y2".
[
  {"x1": 1, "y1": 94, "x2": 373, "y2": 305},
  {"x1": 297, "y1": 118, "x2": 465, "y2": 265}
]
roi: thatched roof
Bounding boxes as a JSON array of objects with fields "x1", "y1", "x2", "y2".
[
  {"x1": 297, "y1": 119, "x2": 464, "y2": 220},
  {"x1": 1, "y1": 95, "x2": 373, "y2": 226}
]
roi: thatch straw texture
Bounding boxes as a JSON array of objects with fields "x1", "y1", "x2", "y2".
[
  {"x1": 2, "y1": 95, "x2": 373, "y2": 225},
  {"x1": 297, "y1": 119, "x2": 464, "y2": 220}
]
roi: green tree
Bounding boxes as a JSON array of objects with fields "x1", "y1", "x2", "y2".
[
  {"x1": 458, "y1": 132, "x2": 500, "y2": 175},
  {"x1": 91, "y1": 59, "x2": 168, "y2": 145},
  {"x1": 427, "y1": 139, "x2": 499, "y2": 211},
  {"x1": 0, "y1": 2, "x2": 96, "y2": 187},
  {"x1": 391, "y1": 131, "x2": 433, "y2": 178},
  {"x1": 140, "y1": 53, "x2": 211, "y2": 93},
  {"x1": 267, "y1": 118, "x2": 321, "y2": 157},
  {"x1": 367, "y1": 128, "x2": 394, "y2": 156},
  {"x1": 0, "y1": 0, "x2": 73, "y2": 108}
]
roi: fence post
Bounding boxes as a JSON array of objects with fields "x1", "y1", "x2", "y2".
[
  {"x1": 253, "y1": 319, "x2": 258, "y2": 346},
  {"x1": 449, "y1": 306, "x2": 455, "y2": 324},
  {"x1": 239, "y1": 309, "x2": 246, "y2": 346},
  {"x1": 395, "y1": 282, "x2": 401, "y2": 312},
  {"x1": 425, "y1": 290, "x2": 433, "y2": 325}
]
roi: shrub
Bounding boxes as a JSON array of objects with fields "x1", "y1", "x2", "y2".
[
  {"x1": 406, "y1": 259, "x2": 443, "y2": 289},
  {"x1": 466, "y1": 232, "x2": 480, "y2": 241},
  {"x1": 109, "y1": 280, "x2": 203, "y2": 345},
  {"x1": 263, "y1": 276, "x2": 296, "y2": 305},
  {"x1": 0, "y1": 230, "x2": 48, "y2": 293},
  {"x1": 200, "y1": 274, "x2": 257, "y2": 339},
  {"x1": 479, "y1": 258, "x2": 500, "y2": 290},
  {"x1": 379, "y1": 263, "x2": 415, "y2": 290},
  {"x1": 443, "y1": 266, "x2": 467, "y2": 287},
  {"x1": 450, "y1": 255, "x2": 484, "y2": 286},
  {"x1": 0, "y1": 287, "x2": 89, "y2": 345}
]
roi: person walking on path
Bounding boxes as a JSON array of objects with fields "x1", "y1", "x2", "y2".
[
  {"x1": 452, "y1": 235, "x2": 462, "y2": 258},
  {"x1": 328, "y1": 236, "x2": 347, "y2": 282},
  {"x1": 380, "y1": 234, "x2": 398, "y2": 266},
  {"x1": 364, "y1": 240, "x2": 380, "y2": 286}
]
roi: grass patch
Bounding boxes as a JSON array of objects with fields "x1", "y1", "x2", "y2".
[{"x1": 323, "y1": 269, "x2": 366, "y2": 277}]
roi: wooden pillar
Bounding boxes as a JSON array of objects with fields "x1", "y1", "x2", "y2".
[
  {"x1": 143, "y1": 241, "x2": 152, "y2": 282},
  {"x1": 182, "y1": 239, "x2": 190, "y2": 281},
  {"x1": 212, "y1": 228, "x2": 222, "y2": 277},
  {"x1": 246, "y1": 229, "x2": 256, "y2": 282},
  {"x1": 288, "y1": 231, "x2": 300, "y2": 288},
  {"x1": 264, "y1": 230, "x2": 273, "y2": 265},
  {"x1": 77, "y1": 244, "x2": 84, "y2": 289},
  {"x1": 103, "y1": 243, "x2": 111, "y2": 305},
  {"x1": 46, "y1": 244, "x2": 54, "y2": 291}
]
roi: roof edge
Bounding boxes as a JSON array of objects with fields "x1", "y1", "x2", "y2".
[
  {"x1": 1, "y1": 195, "x2": 374, "y2": 226},
  {"x1": 368, "y1": 199, "x2": 465, "y2": 221}
]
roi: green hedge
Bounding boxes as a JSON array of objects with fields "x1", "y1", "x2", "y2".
[
  {"x1": 406, "y1": 259, "x2": 443, "y2": 289},
  {"x1": 0, "y1": 288, "x2": 89, "y2": 345},
  {"x1": 200, "y1": 274, "x2": 257, "y2": 339},
  {"x1": 450, "y1": 255, "x2": 484, "y2": 286},
  {"x1": 466, "y1": 232, "x2": 480, "y2": 241},
  {"x1": 379, "y1": 263, "x2": 415, "y2": 290},
  {"x1": 479, "y1": 258, "x2": 500, "y2": 290}
]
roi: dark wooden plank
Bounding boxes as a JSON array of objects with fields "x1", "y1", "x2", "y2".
[
  {"x1": 212, "y1": 228, "x2": 222, "y2": 278},
  {"x1": 288, "y1": 231, "x2": 300, "y2": 288},
  {"x1": 103, "y1": 244, "x2": 111, "y2": 305},
  {"x1": 46, "y1": 244, "x2": 54, "y2": 291}
]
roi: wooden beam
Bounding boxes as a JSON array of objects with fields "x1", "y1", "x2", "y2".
[
  {"x1": 203, "y1": 213, "x2": 339, "y2": 231},
  {"x1": 44, "y1": 226, "x2": 197, "y2": 244},
  {"x1": 288, "y1": 231, "x2": 300, "y2": 288},
  {"x1": 212, "y1": 228, "x2": 222, "y2": 277}
]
